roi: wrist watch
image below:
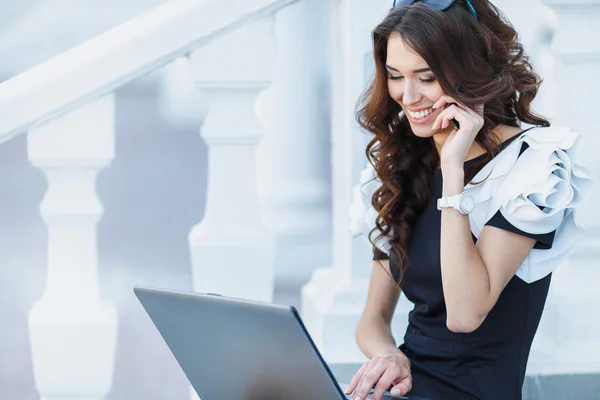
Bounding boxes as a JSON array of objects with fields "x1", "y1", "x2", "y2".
[{"x1": 437, "y1": 191, "x2": 475, "y2": 215}]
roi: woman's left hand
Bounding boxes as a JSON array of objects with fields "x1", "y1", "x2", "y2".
[{"x1": 431, "y1": 95, "x2": 484, "y2": 170}]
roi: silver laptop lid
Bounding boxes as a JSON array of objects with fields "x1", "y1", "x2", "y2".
[{"x1": 134, "y1": 286, "x2": 346, "y2": 400}]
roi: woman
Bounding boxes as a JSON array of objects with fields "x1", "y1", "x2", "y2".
[{"x1": 346, "y1": 1, "x2": 591, "y2": 400}]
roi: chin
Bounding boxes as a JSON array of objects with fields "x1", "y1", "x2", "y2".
[{"x1": 409, "y1": 124, "x2": 436, "y2": 138}]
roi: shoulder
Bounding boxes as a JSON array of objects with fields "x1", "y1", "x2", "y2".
[
  {"x1": 467, "y1": 126, "x2": 589, "y2": 206},
  {"x1": 466, "y1": 126, "x2": 593, "y2": 283}
]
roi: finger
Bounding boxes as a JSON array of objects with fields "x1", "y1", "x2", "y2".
[
  {"x1": 459, "y1": 103, "x2": 484, "y2": 123},
  {"x1": 441, "y1": 111, "x2": 457, "y2": 130},
  {"x1": 390, "y1": 374, "x2": 413, "y2": 398},
  {"x1": 432, "y1": 105, "x2": 466, "y2": 130},
  {"x1": 431, "y1": 106, "x2": 452, "y2": 130},
  {"x1": 433, "y1": 97, "x2": 448, "y2": 111},
  {"x1": 390, "y1": 368, "x2": 412, "y2": 397},
  {"x1": 351, "y1": 367, "x2": 373, "y2": 399},
  {"x1": 449, "y1": 101, "x2": 484, "y2": 122},
  {"x1": 354, "y1": 366, "x2": 385, "y2": 400},
  {"x1": 436, "y1": 105, "x2": 477, "y2": 131},
  {"x1": 434, "y1": 95, "x2": 482, "y2": 121},
  {"x1": 370, "y1": 368, "x2": 399, "y2": 400},
  {"x1": 352, "y1": 371, "x2": 372, "y2": 400},
  {"x1": 432, "y1": 104, "x2": 463, "y2": 129},
  {"x1": 433, "y1": 94, "x2": 460, "y2": 111},
  {"x1": 346, "y1": 362, "x2": 369, "y2": 395}
]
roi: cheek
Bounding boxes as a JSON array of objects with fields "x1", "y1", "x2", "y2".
[
  {"x1": 427, "y1": 84, "x2": 445, "y2": 100},
  {"x1": 387, "y1": 82, "x2": 404, "y2": 104}
]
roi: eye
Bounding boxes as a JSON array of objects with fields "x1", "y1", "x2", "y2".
[
  {"x1": 420, "y1": 77, "x2": 437, "y2": 84},
  {"x1": 388, "y1": 75, "x2": 404, "y2": 81}
]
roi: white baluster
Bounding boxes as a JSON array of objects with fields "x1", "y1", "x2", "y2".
[
  {"x1": 302, "y1": 0, "x2": 411, "y2": 364},
  {"x1": 158, "y1": 57, "x2": 208, "y2": 130},
  {"x1": 187, "y1": 19, "x2": 277, "y2": 303},
  {"x1": 255, "y1": 0, "x2": 332, "y2": 287},
  {"x1": 186, "y1": 17, "x2": 277, "y2": 400},
  {"x1": 534, "y1": 0, "x2": 600, "y2": 375},
  {"x1": 27, "y1": 95, "x2": 117, "y2": 400}
]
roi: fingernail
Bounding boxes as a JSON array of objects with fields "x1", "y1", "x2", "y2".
[{"x1": 391, "y1": 389, "x2": 402, "y2": 397}]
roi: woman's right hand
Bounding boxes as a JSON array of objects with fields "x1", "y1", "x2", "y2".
[{"x1": 345, "y1": 351, "x2": 412, "y2": 400}]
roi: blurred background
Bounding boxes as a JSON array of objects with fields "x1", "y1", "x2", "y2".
[{"x1": 0, "y1": 0, "x2": 597, "y2": 399}]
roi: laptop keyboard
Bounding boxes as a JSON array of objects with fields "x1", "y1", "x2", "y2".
[{"x1": 344, "y1": 390, "x2": 408, "y2": 399}]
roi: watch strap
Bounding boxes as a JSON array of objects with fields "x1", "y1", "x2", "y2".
[{"x1": 437, "y1": 192, "x2": 466, "y2": 213}]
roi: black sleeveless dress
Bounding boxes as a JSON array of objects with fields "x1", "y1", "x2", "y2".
[{"x1": 376, "y1": 131, "x2": 555, "y2": 400}]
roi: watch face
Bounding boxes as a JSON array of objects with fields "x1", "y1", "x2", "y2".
[{"x1": 460, "y1": 193, "x2": 475, "y2": 214}]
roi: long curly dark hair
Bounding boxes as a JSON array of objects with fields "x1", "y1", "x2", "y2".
[{"x1": 356, "y1": 0, "x2": 550, "y2": 282}]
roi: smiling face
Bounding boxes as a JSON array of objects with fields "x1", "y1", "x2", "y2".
[{"x1": 386, "y1": 32, "x2": 452, "y2": 139}]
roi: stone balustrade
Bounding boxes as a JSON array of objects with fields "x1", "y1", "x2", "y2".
[{"x1": 0, "y1": 0, "x2": 300, "y2": 398}]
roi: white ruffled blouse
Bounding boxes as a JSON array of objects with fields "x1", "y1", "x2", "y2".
[{"x1": 348, "y1": 126, "x2": 592, "y2": 284}]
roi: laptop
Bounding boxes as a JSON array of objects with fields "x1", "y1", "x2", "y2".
[{"x1": 134, "y1": 286, "x2": 429, "y2": 400}]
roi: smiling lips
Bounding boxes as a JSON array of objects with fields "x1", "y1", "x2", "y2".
[
  {"x1": 406, "y1": 107, "x2": 436, "y2": 124},
  {"x1": 407, "y1": 107, "x2": 434, "y2": 119}
]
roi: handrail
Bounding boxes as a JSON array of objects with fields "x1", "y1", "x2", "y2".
[{"x1": 0, "y1": 0, "x2": 300, "y2": 143}]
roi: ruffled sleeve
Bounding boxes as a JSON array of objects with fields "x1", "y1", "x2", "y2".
[
  {"x1": 464, "y1": 127, "x2": 593, "y2": 283},
  {"x1": 348, "y1": 161, "x2": 392, "y2": 256}
]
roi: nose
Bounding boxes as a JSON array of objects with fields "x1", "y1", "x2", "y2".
[{"x1": 402, "y1": 79, "x2": 421, "y2": 106}]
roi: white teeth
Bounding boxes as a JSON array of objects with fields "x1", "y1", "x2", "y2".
[{"x1": 408, "y1": 108, "x2": 433, "y2": 119}]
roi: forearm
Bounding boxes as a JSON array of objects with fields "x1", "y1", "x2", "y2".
[
  {"x1": 440, "y1": 166, "x2": 491, "y2": 331},
  {"x1": 356, "y1": 315, "x2": 404, "y2": 358}
]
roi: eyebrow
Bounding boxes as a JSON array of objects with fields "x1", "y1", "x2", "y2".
[{"x1": 385, "y1": 65, "x2": 431, "y2": 73}]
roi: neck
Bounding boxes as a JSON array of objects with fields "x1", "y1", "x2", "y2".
[{"x1": 432, "y1": 128, "x2": 452, "y2": 154}]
